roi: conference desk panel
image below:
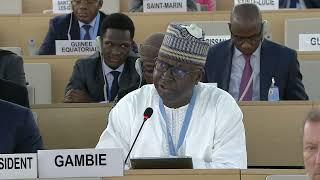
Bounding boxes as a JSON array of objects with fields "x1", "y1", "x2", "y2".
[
  {"x1": 25, "y1": 55, "x2": 80, "y2": 103},
  {"x1": 0, "y1": 16, "x2": 20, "y2": 47},
  {"x1": 2, "y1": 10, "x2": 320, "y2": 54},
  {"x1": 32, "y1": 103, "x2": 112, "y2": 149},
  {"x1": 23, "y1": 0, "x2": 234, "y2": 13},
  {"x1": 108, "y1": 169, "x2": 240, "y2": 180},
  {"x1": 241, "y1": 101, "x2": 312, "y2": 167},
  {"x1": 31, "y1": 102, "x2": 314, "y2": 166},
  {"x1": 23, "y1": 0, "x2": 52, "y2": 14},
  {"x1": 241, "y1": 169, "x2": 306, "y2": 180}
]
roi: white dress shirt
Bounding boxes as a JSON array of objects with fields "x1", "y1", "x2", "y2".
[
  {"x1": 164, "y1": 104, "x2": 188, "y2": 149},
  {"x1": 78, "y1": 13, "x2": 100, "y2": 40},
  {"x1": 102, "y1": 61, "x2": 124, "y2": 98},
  {"x1": 228, "y1": 44, "x2": 261, "y2": 101}
]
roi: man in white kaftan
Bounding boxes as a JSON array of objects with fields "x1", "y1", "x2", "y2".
[{"x1": 96, "y1": 23, "x2": 247, "y2": 169}]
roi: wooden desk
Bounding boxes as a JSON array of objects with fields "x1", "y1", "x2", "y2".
[
  {"x1": 31, "y1": 102, "x2": 315, "y2": 166},
  {"x1": 24, "y1": 55, "x2": 80, "y2": 103},
  {"x1": 240, "y1": 101, "x2": 312, "y2": 167},
  {"x1": 241, "y1": 169, "x2": 306, "y2": 180},
  {"x1": 108, "y1": 169, "x2": 240, "y2": 180},
  {"x1": 32, "y1": 103, "x2": 112, "y2": 149}
]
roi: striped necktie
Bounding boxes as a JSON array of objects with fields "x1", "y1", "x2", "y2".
[
  {"x1": 82, "y1": 25, "x2": 91, "y2": 40},
  {"x1": 239, "y1": 54, "x2": 253, "y2": 101}
]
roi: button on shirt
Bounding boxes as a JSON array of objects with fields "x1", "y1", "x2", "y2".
[
  {"x1": 78, "y1": 12, "x2": 100, "y2": 40},
  {"x1": 228, "y1": 44, "x2": 261, "y2": 101},
  {"x1": 102, "y1": 62, "x2": 124, "y2": 99}
]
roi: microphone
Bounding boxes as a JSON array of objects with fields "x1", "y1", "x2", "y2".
[{"x1": 124, "y1": 107, "x2": 153, "y2": 165}]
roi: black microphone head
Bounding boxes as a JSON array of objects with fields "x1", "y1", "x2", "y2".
[{"x1": 143, "y1": 107, "x2": 153, "y2": 120}]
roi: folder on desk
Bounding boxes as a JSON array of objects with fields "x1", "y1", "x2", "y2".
[{"x1": 130, "y1": 157, "x2": 193, "y2": 169}]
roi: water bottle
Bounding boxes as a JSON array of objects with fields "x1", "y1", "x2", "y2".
[
  {"x1": 26, "y1": 82, "x2": 35, "y2": 105},
  {"x1": 268, "y1": 77, "x2": 280, "y2": 101},
  {"x1": 28, "y1": 39, "x2": 37, "y2": 56}
]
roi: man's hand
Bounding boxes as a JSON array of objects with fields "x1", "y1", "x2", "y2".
[{"x1": 63, "y1": 89, "x2": 94, "y2": 103}]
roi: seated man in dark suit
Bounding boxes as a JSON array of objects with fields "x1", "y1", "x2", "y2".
[
  {"x1": 0, "y1": 49, "x2": 26, "y2": 86},
  {"x1": 39, "y1": 0, "x2": 107, "y2": 55},
  {"x1": 64, "y1": 13, "x2": 140, "y2": 103},
  {"x1": 0, "y1": 99, "x2": 43, "y2": 153},
  {"x1": 0, "y1": 78, "x2": 29, "y2": 107},
  {"x1": 204, "y1": 3, "x2": 308, "y2": 101}
]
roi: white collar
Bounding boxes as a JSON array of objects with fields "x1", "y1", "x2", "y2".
[
  {"x1": 78, "y1": 13, "x2": 98, "y2": 28},
  {"x1": 102, "y1": 61, "x2": 124, "y2": 75}
]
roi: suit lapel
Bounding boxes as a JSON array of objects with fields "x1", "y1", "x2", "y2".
[
  {"x1": 221, "y1": 41, "x2": 234, "y2": 91},
  {"x1": 118, "y1": 59, "x2": 132, "y2": 90},
  {"x1": 97, "y1": 12, "x2": 106, "y2": 36},
  {"x1": 94, "y1": 56, "x2": 106, "y2": 99},
  {"x1": 260, "y1": 40, "x2": 275, "y2": 100},
  {"x1": 70, "y1": 13, "x2": 80, "y2": 40}
]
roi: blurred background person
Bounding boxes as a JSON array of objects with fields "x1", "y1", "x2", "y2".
[
  {"x1": 303, "y1": 109, "x2": 320, "y2": 180},
  {"x1": 279, "y1": 0, "x2": 306, "y2": 8},
  {"x1": 0, "y1": 78, "x2": 29, "y2": 107},
  {"x1": 39, "y1": 0, "x2": 106, "y2": 55},
  {"x1": 204, "y1": 3, "x2": 308, "y2": 101},
  {"x1": 0, "y1": 99, "x2": 43, "y2": 153},
  {"x1": 136, "y1": 32, "x2": 165, "y2": 86},
  {"x1": 0, "y1": 49, "x2": 26, "y2": 86},
  {"x1": 196, "y1": 0, "x2": 216, "y2": 11}
]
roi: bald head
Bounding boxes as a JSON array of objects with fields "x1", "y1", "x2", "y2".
[
  {"x1": 140, "y1": 32, "x2": 165, "y2": 84},
  {"x1": 142, "y1": 32, "x2": 165, "y2": 49},
  {"x1": 229, "y1": 3, "x2": 264, "y2": 55},
  {"x1": 231, "y1": 3, "x2": 262, "y2": 26}
]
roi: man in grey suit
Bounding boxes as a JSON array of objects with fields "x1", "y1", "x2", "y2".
[
  {"x1": 64, "y1": 13, "x2": 140, "y2": 103},
  {"x1": 0, "y1": 49, "x2": 26, "y2": 86}
]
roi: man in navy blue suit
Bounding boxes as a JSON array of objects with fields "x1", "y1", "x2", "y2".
[
  {"x1": 39, "y1": 0, "x2": 107, "y2": 55},
  {"x1": 204, "y1": 3, "x2": 308, "y2": 101},
  {"x1": 0, "y1": 99, "x2": 43, "y2": 153}
]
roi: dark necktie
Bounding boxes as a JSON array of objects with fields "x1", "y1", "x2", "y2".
[
  {"x1": 109, "y1": 71, "x2": 120, "y2": 101},
  {"x1": 239, "y1": 54, "x2": 253, "y2": 101},
  {"x1": 82, "y1": 25, "x2": 91, "y2": 40}
]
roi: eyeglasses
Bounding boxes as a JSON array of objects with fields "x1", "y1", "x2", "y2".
[
  {"x1": 154, "y1": 60, "x2": 200, "y2": 79},
  {"x1": 71, "y1": 0, "x2": 98, "y2": 5},
  {"x1": 230, "y1": 24, "x2": 263, "y2": 45}
]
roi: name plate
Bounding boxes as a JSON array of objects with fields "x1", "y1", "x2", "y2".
[
  {"x1": 0, "y1": 153, "x2": 37, "y2": 179},
  {"x1": 52, "y1": 0, "x2": 72, "y2": 14},
  {"x1": 143, "y1": 0, "x2": 187, "y2": 12},
  {"x1": 56, "y1": 40, "x2": 97, "y2": 55},
  {"x1": 38, "y1": 149, "x2": 123, "y2": 178},
  {"x1": 234, "y1": 0, "x2": 279, "y2": 10},
  {"x1": 299, "y1": 34, "x2": 320, "y2": 51},
  {"x1": 204, "y1": 35, "x2": 231, "y2": 45}
]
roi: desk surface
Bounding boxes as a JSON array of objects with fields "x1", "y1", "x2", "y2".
[{"x1": 108, "y1": 169, "x2": 240, "y2": 180}]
